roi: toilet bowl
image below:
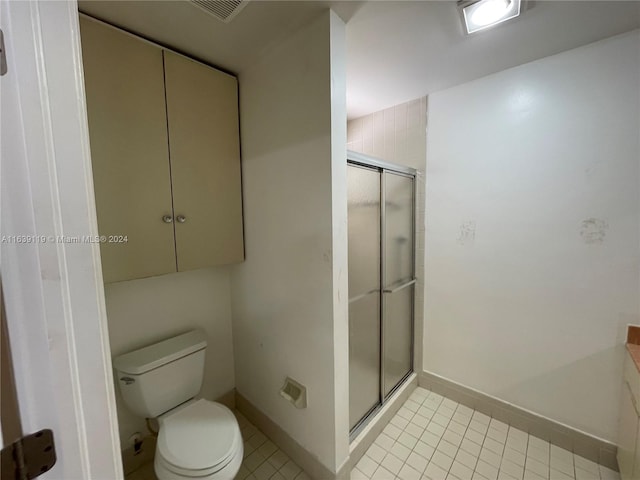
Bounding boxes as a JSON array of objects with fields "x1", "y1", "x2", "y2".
[
  {"x1": 153, "y1": 399, "x2": 243, "y2": 480},
  {"x1": 112, "y1": 330, "x2": 243, "y2": 480}
]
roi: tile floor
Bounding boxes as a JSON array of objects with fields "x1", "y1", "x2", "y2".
[
  {"x1": 350, "y1": 387, "x2": 620, "y2": 480},
  {"x1": 124, "y1": 389, "x2": 620, "y2": 480},
  {"x1": 125, "y1": 409, "x2": 308, "y2": 480},
  {"x1": 235, "y1": 410, "x2": 309, "y2": 480}
]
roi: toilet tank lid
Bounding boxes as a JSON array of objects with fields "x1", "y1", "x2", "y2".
[{"x1": 113, "y1": 330, "x2": 207, "y2": 375}]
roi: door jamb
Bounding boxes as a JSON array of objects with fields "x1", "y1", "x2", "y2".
[{"x1": 0, "y1": 1, "x2": 122, "y2": 477}]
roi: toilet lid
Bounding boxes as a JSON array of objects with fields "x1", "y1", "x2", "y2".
[{"x1": 157, "y1": 399, "x2": 240, "y2": 473}]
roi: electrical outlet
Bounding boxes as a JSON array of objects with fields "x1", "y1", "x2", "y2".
[
  {"x1": 122, "y1": 434, "x2": 156, "y2": 475},
  {"x1": 128, "y1": 432, "x2": 143, "y2": 447}
]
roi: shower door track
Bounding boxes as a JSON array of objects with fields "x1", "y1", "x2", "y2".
[
  {"x1": 348, "y1": 151, "x2": 417, "y2": 177},
  {"x1": 347, "y1": 150, "x2": 417, "y2": 442}
]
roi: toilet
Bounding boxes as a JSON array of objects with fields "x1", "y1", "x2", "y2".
[{"x1": 114, "y1": 330, "x2": 243, "y2": 480}]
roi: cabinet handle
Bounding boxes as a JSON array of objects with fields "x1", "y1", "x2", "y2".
[
  {"x1": 162, "y1": 215, "x2": 173, "y2": 223},
  {"x1": 176, "y1": 215, "x2": 187, "y2": 223}
]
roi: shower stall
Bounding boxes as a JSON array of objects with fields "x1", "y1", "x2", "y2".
[{"x1": 347, "y1": 151, "x2": 416, "y2": 437}]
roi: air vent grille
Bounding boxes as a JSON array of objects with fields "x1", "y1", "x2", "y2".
[{"x1": 190, "y1": 0, "x2": 248, "y2": 23}]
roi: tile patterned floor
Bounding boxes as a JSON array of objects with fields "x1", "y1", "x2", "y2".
[
  {"x1": 124, "y1": 409, "x2": 308, "y2": 480},
  {"x1": 125, "y1": 462, "x2": 155, "y2": 480},
  {"x1": 350, "y1": 387, "x2": 620, "y2": 480},
  {"x1": 235, "y1": 410, "x2": 309, "y2": 480}
]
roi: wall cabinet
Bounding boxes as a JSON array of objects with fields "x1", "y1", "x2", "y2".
[
  {"x1": 80, "y1": 17, "x2": 244, "y2": 283},
  {"x1": 618, "y1": 350, "x2": 640, "y2": 480}
]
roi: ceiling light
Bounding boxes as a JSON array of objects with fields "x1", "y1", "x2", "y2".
[{"x1": 460, "y1": 0, "x2": 522, "y2": 34}]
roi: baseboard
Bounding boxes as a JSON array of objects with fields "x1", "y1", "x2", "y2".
[
  {"x1": 235, "y1": 391, "x2": 336, "y2": 480},
  {"x1": 418, "y1": 370, "x2": 618, "y2": 471},
  {"x1": 215, "y1": 387, "x2": 236, "y2": 410},
  {"x1": 121, "y1": 388, "x2": 237, "y2": 475},
  {"x1": 346, "y1": 374, "x2": 418, "y2": 474}
]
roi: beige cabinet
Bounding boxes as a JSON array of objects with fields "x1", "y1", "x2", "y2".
[
  {"x1": 163, "y1": 51, "x2": 244, "y2": 271},
  {"x1": 619, "y1": 382, "x2": 639, "y2": 479},
  {"x1": 80, "y1": 17, "x2": 176, "y2": 282},
  {"x1": 619, "y1": 351, "x2": 640, "y2": 480},
  {"x1": 80, "y1": 17, "x2": 244, "y2": 283},
  {"x1": 633, "y1": 422, "x2": 640, "y2": 480}
]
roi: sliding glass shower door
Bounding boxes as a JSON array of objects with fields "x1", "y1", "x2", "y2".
[
  {"x1": 348, "y1": 154, "x2": 415, "y2": 434},
  {"x1": 382, "y1": 172, "x2": 415, "y2": 397},
  {"x1": 347, "y1": 165, "x2": 381, "y2": 431}
]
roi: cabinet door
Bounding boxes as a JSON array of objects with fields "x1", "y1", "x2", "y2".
[
  {"x1": 80, "y1": 18, "x2": 176, "y2": 282},
  {"x1": 618, "y1": 379, "x2": 639, "y2": 480},
  {"x1": 633, "y1": 420, "x2": 640, "y2": 480},
  {"x1": 163, "y1": 51, "x2": 244, "y2": 271}
]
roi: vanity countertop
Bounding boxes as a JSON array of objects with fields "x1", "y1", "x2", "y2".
[{"x1": 627, "y1": 344, "x2": 640, "y2": 373}]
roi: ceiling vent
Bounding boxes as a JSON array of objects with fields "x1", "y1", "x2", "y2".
[{"x1": 190, "y1": 0, "x2": 249, "y2": 23}]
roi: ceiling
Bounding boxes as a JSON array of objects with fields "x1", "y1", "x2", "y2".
[
  {"x1": 78, "y1": 1, "x2": 362, "y2": 75},
  {"x1": 78, "y1": 1, "x2": 640, "y2": 120},
  {"x1": 346, "y1": 1, "x2": 640, "y2": 118}
]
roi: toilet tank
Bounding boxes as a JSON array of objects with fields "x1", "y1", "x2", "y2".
[{"x1": 113, "y1": 330, "x2": 207, "y2": 418}]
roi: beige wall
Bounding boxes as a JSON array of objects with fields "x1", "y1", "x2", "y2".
[
  {"x1": 231, "y1": 10, "x2": 349, "y2": 473},
  {"x1": 347, "y1": 97, "x2": 428, "y2": 371},
  {"x1": 104, "y1": 267, "x2": 235, "y2": 447},
  {"x1": 423, "y1": 30, "x2": 640, "y2": 442}
]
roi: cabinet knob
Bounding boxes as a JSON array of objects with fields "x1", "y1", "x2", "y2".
[
  {"x1": 162, "y1": 215, "x2": 173, "y2": 223},
  {"x1": 176, "y1": 215, "x2": 187, "y2": 223}
]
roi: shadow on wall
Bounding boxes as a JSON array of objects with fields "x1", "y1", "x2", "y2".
[
  {"x1": 238, "y1": 19, "x2": 332, "y2": 161},
  {"x1": 499, "y1": 343, "x2": 626, "y2": 439}
]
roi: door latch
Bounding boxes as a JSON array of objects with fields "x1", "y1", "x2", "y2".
[
  {"x1": 1, "y1": 429, "x2": 56, "y2": 479},
  {"x1": 0, "y1": 29, "x2": 7, "y2": 76}
]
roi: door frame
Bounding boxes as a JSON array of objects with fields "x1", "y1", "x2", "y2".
[
  {"x1": 347, "y1": 151, "x2": 417, "y2": 440},
  {"x1": 0, "y1": 0, "x2": 122, "y2": 477}
]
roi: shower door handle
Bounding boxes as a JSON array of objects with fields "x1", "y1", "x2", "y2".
[
  {"x1": 383, "y1": 278, "x2": 416, "y2": 294},
  {"x1": 348, "y1": 288, "x2": 379, "y2": 304}
]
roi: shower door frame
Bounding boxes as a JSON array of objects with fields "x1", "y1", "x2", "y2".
[{"x1": 347, "y1": 150, "x2": 417, "y2": 440}]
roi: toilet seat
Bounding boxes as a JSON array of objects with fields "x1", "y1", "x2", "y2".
[{"x1": 156, "y1": 399, "x2": 242, "y2": 477}]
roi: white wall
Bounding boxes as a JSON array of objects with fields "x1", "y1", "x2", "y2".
[
  {"x1": 231, "y1": 10, "x2": 349, "y2": 473},
  {"x1": 424, "y1": 30, "x2": 640, "y2": 443},
  {"x1": 329, "y1": 10, "x2": 350, "y2": 471},
  {"x1": 104, "y1": 268, "x2": 235, "y2": 447}
]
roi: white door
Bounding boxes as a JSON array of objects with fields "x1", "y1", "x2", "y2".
[{"x1": 0, "y1": 1, "x2": 123, "y2": 478}]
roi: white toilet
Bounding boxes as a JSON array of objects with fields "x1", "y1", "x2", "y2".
[{"x1": 114, "y1": 330, "x2": 243, "y2": 480}]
